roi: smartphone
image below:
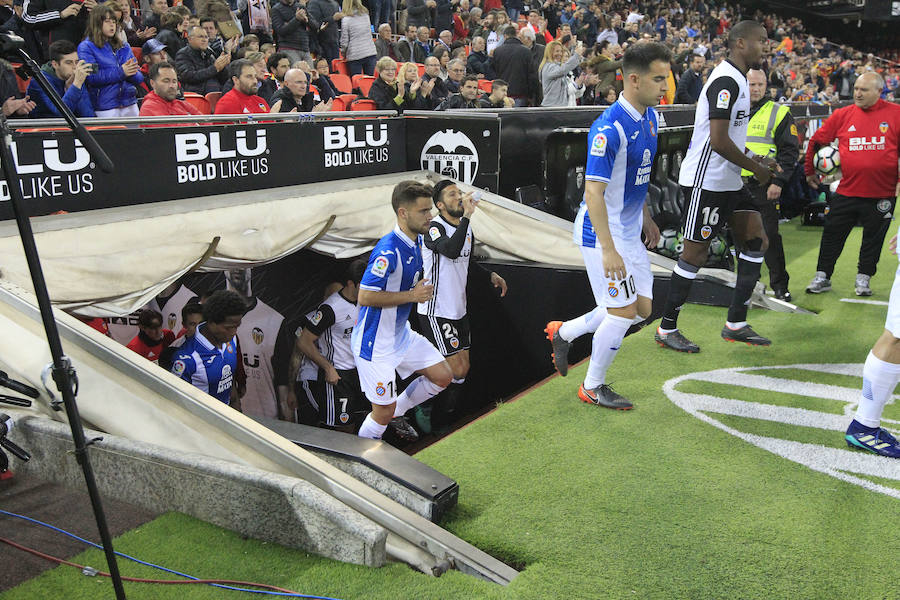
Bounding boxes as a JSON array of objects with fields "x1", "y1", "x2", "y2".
[{"x1": 87, "y1": 63, "x2": 98, "y2": 73}]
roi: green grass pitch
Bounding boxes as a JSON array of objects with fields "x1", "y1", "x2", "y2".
[{"x1": 3, "y1": 220, "x2": 899, "y2": 600}]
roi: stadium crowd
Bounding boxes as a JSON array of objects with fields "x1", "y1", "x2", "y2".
[{"x1": 0, "y1": 0, "x2": 897, "y2": 117}]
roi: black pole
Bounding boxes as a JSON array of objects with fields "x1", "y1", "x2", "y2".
[{"x1": 0, "y1": 40, "x2": 126, "y2": 599}]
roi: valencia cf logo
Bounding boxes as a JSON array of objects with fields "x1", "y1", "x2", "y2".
[
  {"x1": 880, "y1": 121, "x2": 889, "y2": 134},
  {"x1": 339, "y1": 412, "x2": 350, "y2": 424},
  {"x1": 449, "y1": 336, "x2": 460, "y2": 349},
  {"x1": 167, "y1": 313, "x2": 177, "y2": 330},
  {"x1": 375, "y1": 383, "x2": 386, "y2": 396},
  {"x1": 700, "y1": 225, "x2": 712, "y2": 239},
  {"x1": 420, "y1": 129, "x2": 480, "y2": 184},
  {"x1": 608, "y1": 283, "x2": 619, "y2": 298},
  {"x1": 252, "y1": 327, "x2": 264, "y2": 345}
]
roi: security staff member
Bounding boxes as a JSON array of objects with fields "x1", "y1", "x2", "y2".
[
  {"x1": 741, "y1": 69, "x2": 798, "y2": 302},
  {"x1": 805, "y1": 72, "x2": 900, "y2": 297}
]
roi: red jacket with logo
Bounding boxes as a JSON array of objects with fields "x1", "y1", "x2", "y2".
[
  {"x1": 127, "y1": 330, "x2": 176, "y2": 363},
  {"x1": 213, "y1": 89, "x2": 270, "y2": 115},
  {"x1": 805, "y1": 98, "x2": 900, "y2": 198},
  {"x1": 139, "y1": 91, "x2": 203, "y2": 117}
]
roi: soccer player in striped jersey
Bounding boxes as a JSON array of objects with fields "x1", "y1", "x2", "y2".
[
  {"x1": 655, "y1": 21, "x2": 779, "y2": 353},
  {"x1": 416, "y1": 180, "x2": 508, "y2": 432},
  {"x1": 544, "y1": 41, "x2": 670, "y2": 409},
  {"x1": 353, "y1": 181, "x2": 453, "y2": 440},
  {"x1": 296, "y1": 259, "x2": 369, "y2": 432},
  {"x1": 171, "y1": 290, "x2": 246, "y2": 408}
]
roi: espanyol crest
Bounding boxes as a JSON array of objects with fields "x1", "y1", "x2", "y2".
[{"x1": 421, "y1": 129, "x2": 480, "y2": 184}]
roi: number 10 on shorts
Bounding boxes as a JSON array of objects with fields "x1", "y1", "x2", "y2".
[{"x1": 608, "y1": 274, "x2": 636, "y2": 299}]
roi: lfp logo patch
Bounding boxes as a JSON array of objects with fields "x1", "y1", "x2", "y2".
[
  {"x1": 590, "y1": 132, "x2": 608, "y2": 157},
  {"x1": 371, "y1": 255, "x2": 390, "y2": 278},
  {"x1": 716, "y1": 89, "x2": 730, "y2": 109}
]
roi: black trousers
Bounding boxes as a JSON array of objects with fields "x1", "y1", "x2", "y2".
[
  {"x1": 815, "y1": 193, "x2": 896, "y2": 278},
  {"x1": 747, "y1": 180, "x2": 789, "y2": 291}
]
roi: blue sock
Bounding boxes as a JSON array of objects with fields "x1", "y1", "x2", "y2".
[{"x1": 847, "y1": 419, "x2": 878, "y2": 435}]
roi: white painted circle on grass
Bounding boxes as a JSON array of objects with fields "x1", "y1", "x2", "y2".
[{"x1": 663, "y1": 364, "x2": 900, "y2": 499}]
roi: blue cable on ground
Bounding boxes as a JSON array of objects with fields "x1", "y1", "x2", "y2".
[{"x1": 0, "y1": 508, "x2": 343, "y2": 599}]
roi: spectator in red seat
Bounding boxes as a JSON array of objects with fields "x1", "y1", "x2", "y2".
[
  {"x1": 139, "y1": 61, "x2": 204, "y2": 116},
  {"x1": 139, "y1": 37, "x2": 169, "y2": 81},
  {"x1": 77, "y1": 3, "x2": 143, "y2": 117},
  {"x1": 269, "y1": 67, "x2": 332, "y2": 111},
  {"x1": 126, "y1": 308, "x2": 175, "y2": 364},
  {"x1": 267, "y1": 51, "x2": 291, "y2": 85},
  {"x1": 310, "y1": 56, "x2": 337, "y2": 101},
  {"x1": 27, "y1": 39, "x2": 95, "y2": 118},
  {"x1": 368, "y1": 56, "x2": 422, "y2": 112},
  {"x1": 476, "y1": 77, "x2": 514, "y2": 107},
  {"x1": 214, "y1": 58, "x2": 271, "y2": 114},
  {"x1": 175, "y1": 26, "x2": 231, "y2": 95}
]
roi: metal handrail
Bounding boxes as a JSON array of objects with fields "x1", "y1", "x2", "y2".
[{"x1": 8, "y1": 110, "x2": 399, "y2": 129}]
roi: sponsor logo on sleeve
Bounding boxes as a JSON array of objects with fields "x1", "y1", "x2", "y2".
[
  {"x1": 790, "y1": 124, "x2": 798, "y2": 137},
  {"x1": 371, "y1": 256, "x2": 390, "y2": 278},
  {"x1": 173, "y1": 359, "x2": 186, "y2": 374},
  {"x1": 310, "y1": 311, "x2": 323, "y2": 326},
  {"x1": 591, "y1": 132, "x2": 608, "y2": 157},
  {"x1": 716, "y1": 89, "x2": 731, "y2": 109},
  {"x1": 429, "y1": 226, "x2": 441, "y2": 241}
]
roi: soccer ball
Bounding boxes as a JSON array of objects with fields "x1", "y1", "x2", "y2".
[
  {"x1": 708, "y1": 234, "x2": 728, "y2": 259},
  {"x1": 656, "y1": 228, "x2": 684, "y2": 259},
  {"x1": 814, "y1": 145, "x2": 840, "y2": 176}
]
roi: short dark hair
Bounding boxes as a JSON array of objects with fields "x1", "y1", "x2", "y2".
[
  {"x1": 346, "y1": 258, "x2": 368, "y2": 285},
  {"x1": 491, "y1": 78, "x2": 508, "y2": 91},
  {"x1": 391, "y1": 180, "x2": 433, "y2": 214},
  {"x1": 149, "y1": 61, "x2": 176, "y2": 80},
  {"x1": 199, "y1": 16, "x2": 215, "y2": 26},
  {"x1": 462, "y1": 74, "x2": 479, "y2": 86},
  {"x1": 230, "y1": 58, "x2": 253, "y2": 79},
  {"x1": 622, "y1": 41, "x2": 672, "y2": 75},
  {"x1": 267, "y1": 51, "x2": 289, "y2": 72},
  {"x1": 502, "y1": 25, "x2": 518, "y2": 38},
  {"x1": 728, "y1": 20, "x2": 766, "y2": 50},
  {"x1": 49, "y1": 40, "x2": 76, "y2": 64},
  {"x1": 181, "y1": 302, "x2": 203, "y2": 322},
  {"x1": 202, "y1": 290, "x2": 247, "y2": 324},
  {"x1": 138, "y1": 308, "x2": 163, "y2": 328}
]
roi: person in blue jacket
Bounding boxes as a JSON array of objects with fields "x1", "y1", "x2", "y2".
[
  {"x1": 76, "y1": 3, "x2": 143, "y2": 117},
  {"x1": 27, "y1": 39, "x2": 95, "y2": 118}
]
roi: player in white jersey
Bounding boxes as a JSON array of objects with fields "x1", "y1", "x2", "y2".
[
  {"x1": 417, "y1": 180, "x2": 508, "y2": 432},
  {"x1": 655, "y1": 21, "x2": 780, "y2": 354},
  {"x1": 844, "y1": 232, "x2": 900, "y2": 458},
  {"x1": 226, "y1": 269, "x2": 296, "y2": 421},
  {"x1": 297, "y1": 259, "x2": 369, "y2": 432},
  {"x1": 353, "y1": 181, "x2": 453, "y2": 441},
  {"x1": 544, "y1": 42, "x2": 670, "y2": 409}
]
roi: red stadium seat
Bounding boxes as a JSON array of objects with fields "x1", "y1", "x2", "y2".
[
  {"x1": 338, "y1": 93, "x2": 358, "y2": 106},
  {"x1": 330, "y1": 73, "x2": 352, "y2": 94},
  {"x1": 351, "y1": 74, "x2": 376, "y2": 96},
  {"x1": 331, "y1": 58, "x2": 349, "y2": 75},
  {"x1": 330, "y1": 97, "x2": 346, "y2": 111},
  {"x1": 477, "y1": 79, "x2": 493, "y2": 93},
  {"x1": 351, "y1": 99, "x2": 377, "y2": 111},
  {"x1": 131, "y1": 46, "x2": 143, "y2": 63},
  {"x1": 182, "y1": 92, "x2": 210, "y2": 114},
  {"x1": 416, "y1": 63, "x2": 425, "y2": 77},
  {"x1": 205, "y1": 91, "x2": 222, "y2": 113}
]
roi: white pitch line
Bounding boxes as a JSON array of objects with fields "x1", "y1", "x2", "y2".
[
  {"x1": 839, "y1": 298, "x2": 889, "y2": 306},
  {"x1": 684, "y1": 370, "x2": 859, "y2": 403},
  {"x1": 781, "y1": 363, "x2": 864, "y2": 378},
  {"x1": 681, "y1": 393, "x2": 848, "y2": 431}
]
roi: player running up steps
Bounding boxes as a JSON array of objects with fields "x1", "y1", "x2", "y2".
[
  {"x1": 416, "y1": 180, "x2": 508, "y2": 433},
  {"x1": 353, "y1": 181, "x2": 454, "y2": 440},
  {"x1": 545, "y1": 42, "x2": 670, "y2": 410},
  {"x1": 845, "y1": 232, "x2": 900, "y2": 459},
  {"x1": 655, "y1": 20, "x2": 780, "y2": 353}
]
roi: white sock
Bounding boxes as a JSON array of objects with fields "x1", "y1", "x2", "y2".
[
  {"x1": 394, "y1": 376, "x2": 446, "y2": 416},
  {"x1": 657, "y1": 326, "x2": 677, "y2": 334},
  {"x1": 855, "y1": 351, "x2": 900, "y2": 427},
  {"x1": 726, "y1": 321, "x2": 747, "y2": 330},
  {"x1": 583, "y1": 314, "x2": 632, "y2": 389},
  {"x1": 358, "y1": 413, "x2": 388, "y2": 439},
  {"x1": 559, "y1": 306, "x2": 607, "y2": 341},
  {"x1": 451, "y1": 377, "x2": 465, "y2": 385}
]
